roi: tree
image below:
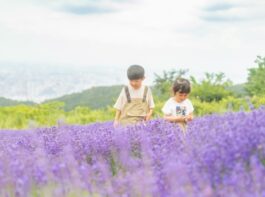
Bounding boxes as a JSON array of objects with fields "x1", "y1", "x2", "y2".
[
  {"x1": 153, "y1": 69, "x2": 189, "y2": 99},
  {"x1": 190, "y1": 72, "x2": 233, "y2": 102},
  {"x1": 245, "y1": 56, "x2": 265, "y2": 96}
]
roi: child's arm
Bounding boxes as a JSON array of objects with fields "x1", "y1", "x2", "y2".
[
  {"x1": 163, "y1": 115, "x2": 186, "y2": 123},
  {"x1": 164, "y1": 113, "x2": 193, "y2": 123},
  {"x1": 114, "y1": 110, "x2": 121, "y2": 127},
  {"x1": 145, "y1": 108, "x2": 154, "y2": 121},
  {"x1": 186, "y1": 113, "x2": 193, "y2": 121},
  {"x1": 113, "y1": 88, "x2": 125, "y2": 127}
]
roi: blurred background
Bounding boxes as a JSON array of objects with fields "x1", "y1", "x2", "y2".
[{"x1": 0, "y1": 0, "x2": 264, "y2": 129}]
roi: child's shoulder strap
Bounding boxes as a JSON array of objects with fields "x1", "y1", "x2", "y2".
[
  {"x1": 142, "y1": 86, "x2": 148, "y2": 102},
  {"x1": 124, "y1": 86, "x2": 131, "y2": 103}
]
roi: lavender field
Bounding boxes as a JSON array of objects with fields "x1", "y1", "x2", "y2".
[{"x1": 1, "y1": 108, "x2": 265, "y2": 197}]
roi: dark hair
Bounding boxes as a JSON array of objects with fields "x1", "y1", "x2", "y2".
[
  {"x1": 127, "y1": 65, "x2": 145, "y2": 80},
  {"x1": 172, "y1": 78, "x2": 191, "y2": 94}
]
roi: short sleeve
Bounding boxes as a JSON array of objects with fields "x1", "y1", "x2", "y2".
[
  {"x1": 147, "y1": 88, "x2": 155, "y2": 108},
  {"x1": 187, "y1": 100, "x2": 194, "y2": 114},
  {"x1": 113, "y1": 88, "x2": 125, "y2": 110},
  {"x1": 162, "y1": 99, "x2": 172, "y2": 115}
]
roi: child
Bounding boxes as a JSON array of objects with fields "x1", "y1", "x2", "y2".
[
  {"x1": 113, "y1": 65, "x2": 155, "y2": 127},
  {"x1": 162, "y1": 78, "x2": 194, "y2": 130}
]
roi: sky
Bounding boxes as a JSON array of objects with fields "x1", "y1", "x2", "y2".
[{"x1": 0, "y1": 0, "x2": 265, "y2": 85}]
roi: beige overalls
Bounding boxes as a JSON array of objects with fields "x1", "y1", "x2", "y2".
[{"x1": 119, "y1": 86, "x2": 149, "y2": 126}]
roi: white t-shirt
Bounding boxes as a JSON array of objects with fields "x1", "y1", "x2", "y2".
[
  {"x1": 162, "y1": 97, "x2": 194, "y2": 116},
  {"x1": 114, "y1": 85, "x2": 155, "y2": 111}
]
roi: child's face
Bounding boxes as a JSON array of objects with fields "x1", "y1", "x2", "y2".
[
  {"x1": 175, "y1": 92, "x2": 189, "y2": 103},
  {"x1": 129, "y1": 78, "x2": 144, "y2": 89}
]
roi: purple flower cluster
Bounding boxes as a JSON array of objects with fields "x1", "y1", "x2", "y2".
[{"x1": 1, "y1": 108, "x2": 265, "y2": 196}]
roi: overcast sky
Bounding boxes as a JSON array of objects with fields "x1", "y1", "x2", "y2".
[{"x1": 0, "y1": 0, "x2": 265, "y2": 84}]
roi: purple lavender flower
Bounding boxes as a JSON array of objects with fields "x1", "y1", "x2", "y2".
[{"x1": 0, "y1": 108, "x2": 265, "y2": 196}]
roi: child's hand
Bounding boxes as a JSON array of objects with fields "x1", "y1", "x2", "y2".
[
  {"x1": 188, "y1": 114, "x2": 193, "y2": 121},
  {"x1": 185, "y1": 114, "x2": 193, "y2": 122},
  {"x1": 145, "y1": 109, "x2": 153, "y2": 121},
  {"x1": 145, "y1": 113, "x2": 152, "y2": 121}
]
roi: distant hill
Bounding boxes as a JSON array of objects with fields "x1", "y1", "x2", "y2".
[
  {"x1": 0, "y1": 97, "x2": 36, "y2": 106},
  {"x1": 228, "y1": 83, "x2": 248, "y2": 97},
  {"x1": 45, "y1": 85, "x2": 123, "y2": 111},
  {"x1": 1, "y1": 83, "x2": 249, "y2": 110}
]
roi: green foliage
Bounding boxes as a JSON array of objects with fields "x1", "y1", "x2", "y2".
[
  {"x1": 152, "y1": 99, "x2": 164, "y2": 118},
  {"x1": 66, "y1": 106, "x2": 115, "y2": 124},
  {"x1": 153, "y1": 69, "x2": 189, "y2": 100},
  {"x1": 190, "y1": 72, "x2": 233, "y2": 102},
  {"x1": 251, "y1": 96, "x2": 265, "y2": 108},
  {"x1": 1, "y1": 95, "x2": 265, "y2": 129},
  {"x1": 153, "y1": 70, "x2": 234, "y2": 103},
  {"x1": 0, "y1": 101, "x2": 66, "y2": 129},
  {"x1": 0, "y1": 101, "x2": 115, "y2": 129},
  {"x1": 245, "y1": 56, "x2": 265, "y2": 96},
  {"x1": 194, "y1": 95, "x2": 265, "y2": 116}
]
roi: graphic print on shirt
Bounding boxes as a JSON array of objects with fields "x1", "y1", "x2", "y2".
[{"x1": 176, "y1": 106, "x2": 187, "y2": 116}]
